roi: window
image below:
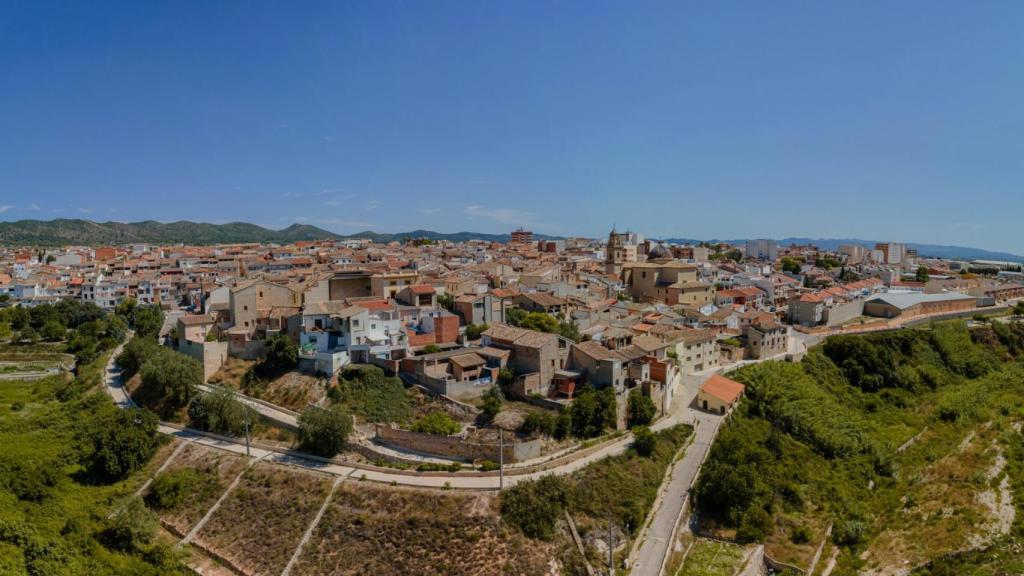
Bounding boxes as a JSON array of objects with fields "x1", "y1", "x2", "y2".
[
  {"x1": 258, "y1": 291, "x2": 263, "y2": 297},
  {"x1": 243, "y1": 305, "x2": 248, "y2": 311}
]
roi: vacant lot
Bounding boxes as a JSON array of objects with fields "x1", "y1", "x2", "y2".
[
  {"x1": 292, "y1": 483, "x2": 556, "y2": 576},
  {"x1": 676, "y1": 538, "x2": 748, "y2": 576},
  {"x1": 195, "y1": 462, "x2": 334, "y2": 575},
  {"x1": 152, "y1": 443, "x2": 248, "y2": 535}
]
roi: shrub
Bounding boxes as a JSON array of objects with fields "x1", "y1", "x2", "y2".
[
  {"x1": 736, "y1": 506, "x2": 773, "y2": 543},
  {"x1": 465, "y1": 323, "x2": 489, "y2": 341},
  {"x1": 481, "y1": 385, "x2": 503, "y2": 421},
  {"x1": 500, "y1": 475, "x2": 572, "y2": 540},
  {"x1": 263, "y1": 333, "x2": 298, "y2": 372},
  {"x1": 146, "y1": 469, "x2": 207, "y2": 510},
  {"x1": 117, "y1": 337, "x2": 160, "y2": 378},
  {"x1": 334, "y1": 364, "x2": 412, "y2": 423},
  {"x1": 298, "y1": 405, "x2": 353, "y2": 458},
  {"x1": 521, "y1": 412, "x2": 558, "y2": 437},
  {"x1": 789, "y1": 524, "x2": 812, "y2": 544},
  {"x1": 479, "y1": 460, "x2": 500, "y2": 471},
  {"x1": 632, "y1": 425, "x2": 657, "y2": 457},
  {"x1": 411, "y1": 411, "x2": 461, "y2": 436},
  {"x1": 103, "y1": 497, "x2": 157, "y2": 552}
]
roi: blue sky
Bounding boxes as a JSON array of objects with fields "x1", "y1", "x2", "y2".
[{"x1": 1, "y1": 2, "x2": 1022, "y2": 253}]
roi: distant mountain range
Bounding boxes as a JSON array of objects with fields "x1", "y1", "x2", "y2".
[
  {"x1": 660, "y1": 236, "x2": 1024, "y2": 263},
  {"x1": 0, "y1": 219, "x2": 560, "y2": 247},
  {"x1": 0, "y1": 220, "x2": 1018, "y2": 262}
]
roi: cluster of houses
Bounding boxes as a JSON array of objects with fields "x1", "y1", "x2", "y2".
[{"x1": 3, "y1": 231, "x2": 1022, "y2": 424}]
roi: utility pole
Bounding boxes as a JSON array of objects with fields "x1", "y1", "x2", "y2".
[
  {"x1": 607, "y1": 516, "x2": 614, "y2": 576},
  {"x1": 244, "y1": 404, "x2": 251, "y2": 457},
  {"x1": 498, "y1": 428, "x2": 504, "y2": 490}
]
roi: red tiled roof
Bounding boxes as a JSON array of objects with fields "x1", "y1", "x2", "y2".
[{"x1": 701, "y1": 374, "x2": 745, "y2": 404}]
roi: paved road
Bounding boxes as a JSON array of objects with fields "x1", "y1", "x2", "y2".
[{"x1": 630, "y1": 409, "x2": 722, "y2": 576}]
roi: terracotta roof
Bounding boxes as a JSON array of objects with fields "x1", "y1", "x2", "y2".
[
  {"x1": 574, "y1": 340, "x2": 627, "y2": 362},
  {"x1": 701, "y1": 374, "x2": 745, "y2": 404},
  {"x1": 178, "y1": 314, "x2": 215, "y2": 326},
  {"x1": 409, "y1": 284, "x2": 436, "y2": 295}
]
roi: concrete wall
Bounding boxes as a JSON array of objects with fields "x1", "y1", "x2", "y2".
[
  {"x1": 824, "y1": 299, "x2": 864, "y2": 327},
  {"x1": 178, "y1": 339, "x2": 228, "y2": 382},
  {"x1": 375, "y1": 425, "x2": 542, "y2": 463}
]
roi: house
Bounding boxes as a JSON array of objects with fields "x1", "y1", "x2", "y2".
[
  {"x1": 567, "y1": 340, "x2": 627, "y2": 392},
  {"x1": 298, "y1": 302, "x2": 368, "y2": 374},
  {"x1": 176, "y1": 314, "x2": 216, "y2": 343},
  {"x1": 403, "y1": 347, "x2": 498, "y2": 399},
  {"x1": 395, "y1": 284, "x2": 437, "y2": 308},
  {"x1": 481, "y1": 324, "x2": 570, "y2": 398},
  {"x1": 698, "y1": 373, "x2": 745, "y2": 414},
  {"x1": 745, "y1": 318, "x2": 788, "y2": 359},
  {"x1": 715, "y1": 286, "x2": 765, "y2": 309},
  {"x1": 229, "y1": 279, "x2": 302, "y2": 337},
  {"x1": 452, "y1": 292, "x2": 509, "y2": 327},
  {"x1": 371, "y1": 271, "x2": 419, "y2": 299},
  {"x1": 666, "y1": 328, "x2": 720, "y2": 373},
  {"x1": 514, "y1": 292, "x2": 569, "y2": 318}
]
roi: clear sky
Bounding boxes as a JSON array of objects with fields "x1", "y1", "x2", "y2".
[{"x1": 2, "y1": 2, "x2": 1022, "y2": 253}]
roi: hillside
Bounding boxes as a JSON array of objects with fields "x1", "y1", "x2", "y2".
[
  {"x1": 694, "y1": 319, "x2": 1024, "y2": 575},
  {"x1": 0, "y1": 219, "x2": 562, "y2": 246}
]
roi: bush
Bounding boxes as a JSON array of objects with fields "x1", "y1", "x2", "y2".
[
  {"x1": 500, "y1": 475, "x2": 572, "y2": 540},
  {"x1": 481, "y1": 385, "x2": 503, "y2": 421},
  {"x1": 789, "y1": 524, "x2": 812, "y2": 544},
  {"x1": 465, "y1": 323, "x2": 489, "y2": 340},
  {"x1": 333, "y1": 365, "x2": 412, "y2": 423},
  {"x1": 298, "y1": 405, "x2": 353, "y2": 458},
  {"x1": 632, "y1": 425, "x2": 657, "y2": 457},
  {"x1": 736, "y1": 506, "x2": 773, "y2": 543},
  {"x1": 521, "y1": 412, "x2": 558, "y2": 437},
  {"x1": 146, "y1": 469, "x2": 205, "y2": 510},
  {"x1": 103, "y1": 497, "x2": 157, "y2": 552},
  {"x1": 479, "y1": 460, "x2": 500, "y2": 471},
  {"x1": 628, "y1": 388, "x2": 656, "y2": 427},
  {"x1": 411, "y1": 411, "x2": 461, "y2": 436}
]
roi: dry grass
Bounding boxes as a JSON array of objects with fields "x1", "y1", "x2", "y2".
[
  {"x1": 154, "y1": 443, "x2": 249, "y2": 535},
  {"x1": 194, "y1": 462, "x2": 334, "y2": 576},
  {"x1": 256, "y1": 371, "x2": 328, "y2": 412},
  {"x1": 291, "y1": 483, "x2": 558, "y2": 576},
  {"x1": 859, "y1": 423, "x2": 1006, "y2": 576},
  {"x1": 207, "y1": 356, "x2": 256, "y2": 389}
]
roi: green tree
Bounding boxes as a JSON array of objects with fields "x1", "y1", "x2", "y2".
[
  {"x1": 263, "y1": 333, "x2": 297, "y2": 372},
  {"x1": 781, "y1": 257, "x2": 801, "y2": 274},
  {"x1": 18, "y1": 325, "x2": 39, "y2": 343},
  {"x1": 567, "y1": 385, "x2": 617, "y2": 438},
  {"x1": 132, "y1": 305, "x2": 165, "y2": 339},
  {"x1": 0, "y1": 321, "x2": 11, "y2": 342},
  {"x1": 140, "y1": 349, "x2": 202, "y2": 408},
  {"x1": 627, "y1": 388, "x2": 656, "y2": 428},
  {"x1": 411, "y1": 411, "x2": 461, "y2": 435},
  {"x1": 1015, "y1": 301, "x2": 1024, "y2": 316},
  {"x1": 481, "y1": 385, "x2": 503, "y2": 421},
  {"x1": 915, "y1": 265, "x2": 930, "y2": 283},
  {"x1": 298, "y1": 405, "x2": 353, "y2": 457},
  {"x1": 92, "y1": 408, "x2": 159, "y2": 482},
  {"x1": 421, "y1": 343, "x2": 441, "y2": 354},
  {"x1": 188, "y1": 387, "x2": 253, "y2": 436},
  {"x1": 117, "y1": 337, "x2": 160, "y2": 377},
  {"x1": 632, "y1": 425, "x2": 657, "y2": 457},
  {"x1": 41, "y1": 319, "x2": 66, "y2": 341}
]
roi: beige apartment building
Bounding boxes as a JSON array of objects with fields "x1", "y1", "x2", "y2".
[{"x1": 229, "y1": 279, "x2": 302, "y2": 334}]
